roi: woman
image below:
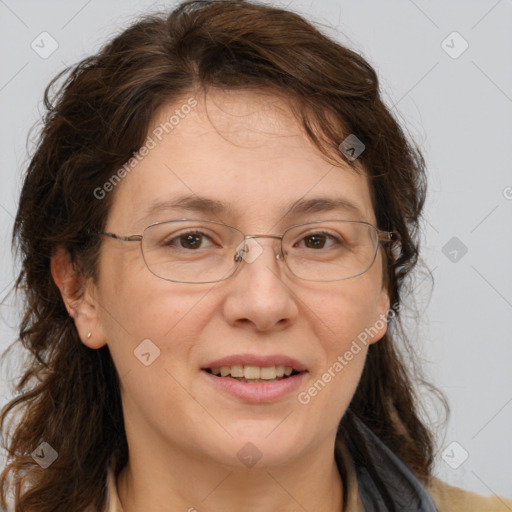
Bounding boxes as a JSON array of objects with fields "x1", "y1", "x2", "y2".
[{"x1": 1, "y1": 1, "x2": 510, "y2": 511}]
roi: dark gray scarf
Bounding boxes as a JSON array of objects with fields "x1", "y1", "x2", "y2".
[{"x1": 343, "y1": 412, "x2": 439, "y2": 511}]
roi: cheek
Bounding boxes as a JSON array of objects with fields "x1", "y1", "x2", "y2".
[
  {"x1": 295, "y1": 271, "x2": 386, "y2": 408},
  {"x1": 296, "y1": 298, "x2": 377, "y2": 433},
  {"x1": 97, "y1": 273, "x2": 220, "y2": 438},
  {"x1": 96, "y1": 251, "x2": 216, "y2": 376},
  {"x1": 301, "y1": 272, "x2": 386, "y2": 349}
]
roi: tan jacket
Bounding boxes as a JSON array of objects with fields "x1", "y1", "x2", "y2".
[{"x1": 103, "y1": 444, "x2": 512, "y2": 512}]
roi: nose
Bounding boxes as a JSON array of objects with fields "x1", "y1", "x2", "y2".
[{"x1": 222, "y1": 238, "x2": 299, "y2": 332}]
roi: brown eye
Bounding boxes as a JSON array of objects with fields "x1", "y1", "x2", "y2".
[
  {"x1": 178, "y1": 233, "x2": 203, "y2": 249},
  {"x1": 162, "y1": 231, "x2": 214, "y2": 250},
  {"x1": 303, "y1": 234, "x2": 328, "y2": 249},
  {"x1": 297, "y1": 232, "x2": 339, "y2": 250}
]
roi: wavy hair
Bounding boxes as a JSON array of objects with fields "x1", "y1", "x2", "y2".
[{"x1": 1, "y1": 1, "x2": 447, "y2": 510}]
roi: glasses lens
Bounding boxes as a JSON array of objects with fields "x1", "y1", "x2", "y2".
[
  {"x1": 282, "y1": 221, "x2": 379, "y2": 281},
  {"x1": 141, "y1": 220, "x2": 244, "y2": 283}
]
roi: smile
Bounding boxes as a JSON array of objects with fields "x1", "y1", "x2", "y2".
[
  {"x1": 201, "y1": 357, "x2": 308, "y2": 402},
  {"x1": 205, "y1": 364, "x2": 299, "y2": 382}
]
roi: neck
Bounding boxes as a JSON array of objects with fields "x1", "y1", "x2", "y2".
[{"x1": 117, "y1": 440, "x2": 344, "y2": 512}]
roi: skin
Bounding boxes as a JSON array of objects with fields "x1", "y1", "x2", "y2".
[{"x1": 52, "y1": 89, "x2": 390, "y2": 512}]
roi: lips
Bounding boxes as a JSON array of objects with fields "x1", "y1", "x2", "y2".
[
  {"x1": 202, "y1": 354, "x2": 307, "y2": 382},
  {"x1": 203, "y1": 354, "x2": 307, "y2": 374},
  {"x1": 201, "y1": 354, "x2": 308, "y2": 402},
  {"x1": 208, "y1": 364, "x2": 296, "y2": 381}
]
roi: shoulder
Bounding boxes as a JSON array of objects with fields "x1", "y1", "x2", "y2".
[{"x1": 427, "y1": 477, "x2": 512, "y2": 512}]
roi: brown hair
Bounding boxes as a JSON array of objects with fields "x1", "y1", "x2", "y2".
[{"x1": 1, "y1": 1, "x2": 447, "y2": 510}]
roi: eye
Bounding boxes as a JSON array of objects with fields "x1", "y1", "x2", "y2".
[
  {"x1": 296, "y1": 231, "x2": 341, "y2": 250},
  {"x1": 164, "y1": 230, "x2": 216, "y2": 250}
]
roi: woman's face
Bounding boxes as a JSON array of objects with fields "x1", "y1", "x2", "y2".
[{"x1": 86, "y1": 89, "x2": 389, "y2": 468}]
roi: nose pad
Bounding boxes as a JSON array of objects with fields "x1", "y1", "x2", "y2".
[
  {"x1": 234, "y1": 238, "x2": 282, "y2": 265},
  {"x1": 242, "y1": 238, "x2": 264, "y2": 263}
]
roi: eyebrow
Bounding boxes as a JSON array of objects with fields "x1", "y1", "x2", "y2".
[
  {"x1": 137, "y1": 195, "x2": 237, "y2": 226},
  {"x1": 285, "y1": 197, "x2": 363, "y2": 218},
  {"x1": 138, "y1": 194, "x2": 364, "y2": 224}
]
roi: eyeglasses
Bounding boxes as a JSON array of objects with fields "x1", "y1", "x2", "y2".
[{"x1": 99, "y1": 218, "x2": 395, "y2": 284}]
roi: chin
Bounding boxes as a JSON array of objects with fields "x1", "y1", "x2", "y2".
[{"x1": 222, "y1": 424, "x2": 308, "y2": 468}]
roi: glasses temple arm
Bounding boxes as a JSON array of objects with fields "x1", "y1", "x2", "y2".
[
  {"x1": 99, "y1": 232, "x2": 142, "y2": 242},
  {"x1": 378, "y1": 230, "x2": 399, "y2": 242}
]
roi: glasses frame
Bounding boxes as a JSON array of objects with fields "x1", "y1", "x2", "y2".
[{"x1": 99, "y1": 218, "x2": 397, "y2": 284}]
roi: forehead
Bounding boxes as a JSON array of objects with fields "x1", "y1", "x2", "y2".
[{"x1": 106, "y1": 89, "x2": 376, "y2": 231}]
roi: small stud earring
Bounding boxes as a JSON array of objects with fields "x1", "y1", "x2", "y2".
[{"x1": 87, "y1": 332, "x2": 92, "y2": 339}]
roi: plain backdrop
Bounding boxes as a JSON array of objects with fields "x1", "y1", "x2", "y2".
[{"x1": 0, "y1": 0, "x2": 511, "y2": 499}]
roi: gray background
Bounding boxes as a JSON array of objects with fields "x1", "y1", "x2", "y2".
[{"x1": 1, "y1": 0, "x2": 511, "y2": 499}]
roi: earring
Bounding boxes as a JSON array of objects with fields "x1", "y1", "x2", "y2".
[{"x1": 87, "y1": 332, "x2": 92, "y2": 339}]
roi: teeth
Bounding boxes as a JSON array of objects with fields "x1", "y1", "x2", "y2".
[
  {"x1": 244, "y1": 365, "x2": 261, "y2": 379},
  {"x1": 209, "y1": 365, "x2": 295, "y2": 380},
  {"x1": 260, "y1": 366, "x2": 276, "y2": 379},
  {"x1": 230, "y1": 365, "x2": 244, "y2": 378}
]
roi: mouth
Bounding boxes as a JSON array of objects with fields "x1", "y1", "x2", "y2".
[
  {"x1": 200, "y1": 356, "x2": 308, "y2": 403},
  {"x1": 203, "y1": 365, "x2": 302, "y2": 383}
]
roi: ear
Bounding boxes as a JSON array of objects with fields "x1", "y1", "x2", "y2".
[
  {"x1": 367, "y1": 284, "x2": 391, "y2": 345},
  {"x1": 51, "y1": 246, "x2": 107, "y2": 349}
]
